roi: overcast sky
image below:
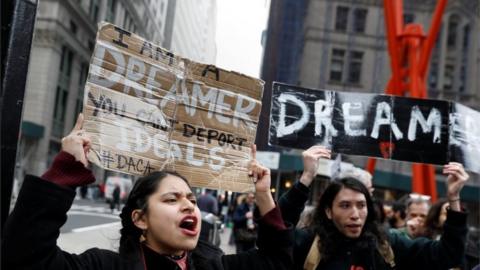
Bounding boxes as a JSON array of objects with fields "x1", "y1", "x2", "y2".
[{"x1": 215, "y1": 0, "x2": 270, "y2": 78}]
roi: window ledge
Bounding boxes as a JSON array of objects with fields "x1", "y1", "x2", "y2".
[{"x1": 327, "y1": 80, "x2": 363, "y2": 88}]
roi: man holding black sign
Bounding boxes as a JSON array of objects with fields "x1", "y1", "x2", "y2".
[
  {"x1": 279, "y1": 145, "x2": 469, "y2": 270},
  {"x1": 269, "y1": 82, "x2": 480, "y2": 174}
]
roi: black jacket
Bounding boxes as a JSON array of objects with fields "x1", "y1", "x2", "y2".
[
  {"x1": 2, "y1": 175, "x2": 293, "y2": 270},
  {"x1": 279, "y1": 181, "x2": 468, "y2": 270}
]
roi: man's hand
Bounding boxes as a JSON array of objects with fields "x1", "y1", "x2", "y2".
[
  {"x1": 443, "y1": 162, "x2": 469, "y2": 211},
  {"x1": 61, "y1": 114, "x2": 91, "y2": 167},
  {"x1": 406, "y1": 217, "x2": 425, "y2": 238},
  {"x1": 299, "y1": 145, "x2": 331, "y2": 187}
]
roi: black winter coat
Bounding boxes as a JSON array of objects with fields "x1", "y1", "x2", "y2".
[
  {"x1": 279, "y1": 181, "x2": 468, "y2": 270},
  {"x1": 2, "y1": 176, "x2": 293, "y2": 270}
]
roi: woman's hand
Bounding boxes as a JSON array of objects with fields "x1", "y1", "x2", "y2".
[
  {"x1": 61, "y1": 114, "x2": 91, "y2": 167},
  {"x1": 249, "y1": 145, "x2": 271, "y2": 193},
  {"x1": 443, "y1": 162, "x2": 469, "y2": 211},
  {"x1": 299, "y1": 145, "x2": 331, "y2": 187},
  {"x1": 248, "y1": 144, "x2": 275, "y2": 216}
]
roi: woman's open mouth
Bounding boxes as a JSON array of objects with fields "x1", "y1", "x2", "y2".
[{"x1": 179, "y1": 215, "x2": 198, "y2": 236}]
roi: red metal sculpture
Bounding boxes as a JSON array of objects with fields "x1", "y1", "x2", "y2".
[{"x1": 367, "y1": 0, "x2": 448, "y2": 201}]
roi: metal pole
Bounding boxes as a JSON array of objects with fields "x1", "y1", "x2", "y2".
[
  {"x1": 419, "y1": 0, "x2": 448, "y2": 77},
  {"x1": 1, "y1": 0, "x2": 37, "y2": 228}
]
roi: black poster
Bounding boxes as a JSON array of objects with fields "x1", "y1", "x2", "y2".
[
  {"x1": 269, "y1": 82, "x2": 480, "y2": 173},
  {"x1": 269, "y1": 84, "x2": 335, "y2": 149},
  {"x1": 449, "y1": 103, "x2": 480, "y2": 173}
]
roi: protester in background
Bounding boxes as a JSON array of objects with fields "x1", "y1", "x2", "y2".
[
  {"x1": 80, "y1": 185, "x2": 88, "y2": 199},
  {"x1": 110, "y1": 184, "x2": 121, "y2": 213},
  {"x1": 338, "y1": 167, "x2": 374, "y2": 195},
  {"x1": 296, "y1": 205, "x2": 316, "y2": 229},
  {"x1": 387, "y1": 202, "x2": 407, "y2": 229},
  {"x1": 382, "y1": 202, "x2": 394, "y2": 229},
  {"x1": 397, "y1": 194, "x2": 430, "y2": 239},
  {"x1": 197, "y1": 189, "x2": 218, "y2": 215},
  {"x1": 423, "y1": 198, "x2": 449, "y2": 240},
  {"x1": 99, "y1": 182, "x2": 106, "y2": 198},
  {"x1": 198, "y1": 189, "x2": 220, "y2": 246},
  {"x1": 425, "y1": 198, "x2": 467, "y2": 270},
  {"x1": 233, "y1": 192, "x2": 257, "y2": 253},
  {"x1": 279, "y1": 144, "x2": 469, "y2": 270},
  {"x1": 383, "y1": 202, "x2": 393, "y2": 219},
  {"x1": 3, "y1": 114, "x2": 294, "y2": 270},
  {"x1": 217, "y1": 193, "x2": 228, "y2": 224}
]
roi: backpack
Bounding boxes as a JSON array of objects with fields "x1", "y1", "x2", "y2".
[{"x1": 303, "y1": 235, "x2": 396, "y2": 270}]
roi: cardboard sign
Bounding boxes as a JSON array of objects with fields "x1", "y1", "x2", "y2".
[
  {"x1": 269, "y1": 82, "x2": 480, "y2": 173},
  {"x1": 83, "y1": 23, "x2": 264, "y2": 192}
]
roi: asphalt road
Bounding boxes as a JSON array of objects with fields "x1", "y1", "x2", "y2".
[{"x1": 58, "y1": 198, "x2": 235, "y2": 254}]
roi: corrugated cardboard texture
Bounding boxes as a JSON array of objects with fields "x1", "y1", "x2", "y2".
[{"x1": 83, "y1": 23, "x2": 264, "y2": 192}]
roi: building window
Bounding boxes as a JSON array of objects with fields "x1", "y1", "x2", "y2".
[
  {"x1": 443, "y1": 64, "x2": 454, "y2": 91},
  {"x1": 89, "y1": 0, "x2": 99, "y2": 22},
  {"x1": 52, "y1": 86, "x2": 68, "y2": 137},
  {"x1": 335, "y1": 6, "x2": 367, "y2": 33},
  {"x1": 428, "y1": 62, "x2": 438, "y2": 90},
  {"x1": 59, "y1": 46, "x2": 73, "y2": 76},
  {"x1": 123, "y1": 12, "x2": 130, "y2": 30},
  {"x1": 74, "y1": 63, "x2": 88, "y2": 123},
  {"x1": 78, "y1": 63, "x2": 88, "y2": 90},
  {"x1": 348, "y1": 51, "x2": 363, "y2": 83},
  {"x1": 335, "y1": 6, "x2": 349, "y2": 31},
  {"x1": 462, "y1": 24, "x2": 470, "y2": 49},
  {"x1": 434, "y1": 24, "x2": 443, "y2": 49},
  {"x1": 53, "y1": 46, "x2": 73, "y2": 138},
  {"x1": 459, "y1": 65, "x2": 466, "y2": 92},
  {"x1": 48, "y1": 141, "x2": 61, "y2": 167},
  {"x1": 459, "y1": 24, "x2": 470, "y2": 93},
  {"x1": 353, "y1": 8, "x2": 367, "y2": 33},
  {"x1": 330, "y1": 49, "x2": 345, "y2": 82},
  {"x1": 88, "y1": 40, "x2": 94, "y2": 51},
  {"x1": 403, "y1": 13, "x2": 415, "y2": 24},
  {"x1": 70, "y1": 21, "x2": 77, "y2": 35},
  {"x1": 329, "y1": 49, "x2": 363, "y2": 84},
  {"x1": 106, "y1": 0, "x2": 116, "y2": 23},
  {"x1": 447, "y1": 15, "x2": 459, "y2": 49},
  {"x1": 145, "y1": 17, "x2": 150, "y2": 31}
]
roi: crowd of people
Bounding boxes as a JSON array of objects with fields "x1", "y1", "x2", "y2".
[{"x1": 2, "y1": 114, "x2": 479, "y2": 270}]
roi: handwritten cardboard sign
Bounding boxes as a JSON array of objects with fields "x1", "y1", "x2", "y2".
[
  {"x1": 83, "y1": 23, "x2": 264, "y2": 192},
  {"x1": 269, "y1": 82, "x2": 480, "y2": 173}
]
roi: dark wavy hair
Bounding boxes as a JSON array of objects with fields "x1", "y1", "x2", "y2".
[
  {"x1": 311, "y1": 177, "x2": 387, "y2": 259},
  {"x1": 424, "y1": 198, "x2": 448, "y2": 239},
  {"x1": 119, "y1": 171, "x2": 190, "y2": 255}
]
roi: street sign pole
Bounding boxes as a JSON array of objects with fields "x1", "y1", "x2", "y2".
[{"x1": 1, "y1": 0, "x2": 37, "y2": 228}]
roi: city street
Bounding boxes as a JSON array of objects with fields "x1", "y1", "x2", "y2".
[
  {"x1": 58, "y1": 198, "x2": 235, "y2": 255},
  {"x1": 3, "y1": 0, "x2": 478, "y2": 268}
]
